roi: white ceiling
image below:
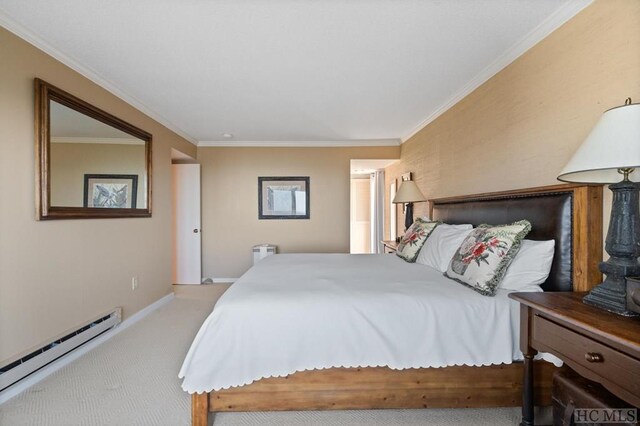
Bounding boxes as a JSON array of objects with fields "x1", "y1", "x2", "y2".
[{"x1": 0, "y1": 0, "x2": 592, "y2": 145}]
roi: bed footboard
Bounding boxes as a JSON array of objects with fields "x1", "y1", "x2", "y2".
[{"x1": 192, "y1": 362, "x2": 557, "y2": 425}]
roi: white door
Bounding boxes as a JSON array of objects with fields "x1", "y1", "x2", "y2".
[{"x1": 173, "y1": 164, "x2": 201, "y2": 284}]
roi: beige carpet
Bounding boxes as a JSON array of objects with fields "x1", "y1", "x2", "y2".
[{"x1": 0, "y1": 284, "x2": 550, "y2": 425}]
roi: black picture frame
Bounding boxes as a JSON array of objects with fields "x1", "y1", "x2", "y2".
[
  {"x1": 83, "y1": 174, "x2": 138, "y2": 209},
  {"x1": 258, "y1": 176, "x2": 310, "y2": 220}
]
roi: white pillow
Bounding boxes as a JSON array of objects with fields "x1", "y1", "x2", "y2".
[
  {"x1": 416, "y1": 224, "x2": 473, "y2": 272},
  {"x1": 499, "y1": 239, "x2": 555, "y2": 290}
]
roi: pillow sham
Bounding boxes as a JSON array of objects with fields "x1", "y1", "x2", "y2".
[
  {"x1": 396, "y1": 219, "x2": 440, "y2": 263},
  {"x1": 416, "y1": 224, "x2": 473, "y2": 272},
  {"x1": 500, "y1": 239, "x2": 555, "y2": 290},
  {"x1": 444, "y1": 220, "x2": 532, "y2": 296}
]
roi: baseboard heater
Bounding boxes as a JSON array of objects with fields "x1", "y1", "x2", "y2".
[{"x1": 0, "y1": 308, "x2": 122, "y2": 392}]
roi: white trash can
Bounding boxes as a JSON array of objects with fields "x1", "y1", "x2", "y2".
[{"x1": 253, "y1": 244, "x2": 277, "y2": 265}]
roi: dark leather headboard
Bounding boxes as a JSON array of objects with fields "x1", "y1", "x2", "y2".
[{"x1": 430, "y1": 186, "x2": 596, "y2": 292}]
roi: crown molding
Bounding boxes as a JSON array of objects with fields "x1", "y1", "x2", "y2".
[
  {"x1": 401, "y1": 0, "x2": 594, "y2": 143},
  {"x1": 0, "y1": 10, "x2": 198, "y2": 145},
  {"x1": 197, "y1": 139, "x2": 401, "y2": 148}
]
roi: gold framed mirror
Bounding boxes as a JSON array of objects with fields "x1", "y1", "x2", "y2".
[{"x1": 35, "y1": 79, "x2": 152, "y2": 219}]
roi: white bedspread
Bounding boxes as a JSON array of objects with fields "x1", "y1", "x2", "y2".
[{"x1": 179, "y1": 253, "x2": 546, "y2": 393}]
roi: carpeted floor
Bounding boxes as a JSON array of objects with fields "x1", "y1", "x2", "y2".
[{"x1": 0, "y1": 284, "x2": 550, "y2": 426}]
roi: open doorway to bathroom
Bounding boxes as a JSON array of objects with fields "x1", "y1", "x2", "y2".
[{"x1": 349, "y1": 159, "x2": 398, "y2": 254}]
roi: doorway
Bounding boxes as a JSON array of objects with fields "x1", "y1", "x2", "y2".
[
  {"x1": 349, "y1": 159, "x2": 398, "y2": 254},
  {"x1": 171, "y1": 149, "x2": 202, "y2": 284},
  {"x1": 350, "y1": 176, "x2": 371, "y2": 253}
]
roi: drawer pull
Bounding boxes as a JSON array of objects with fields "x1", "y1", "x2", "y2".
[{"x1": 585, "y1": 352, "x2": 603, "y2": 363}]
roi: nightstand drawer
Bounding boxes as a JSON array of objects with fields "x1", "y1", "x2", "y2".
[{"x1": 532, "y1": 314, "x2": 640, "y2": 402}]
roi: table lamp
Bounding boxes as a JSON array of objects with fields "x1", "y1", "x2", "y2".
[
  {"x1": 558, "y1": 98, "x2": 640, "y2": 316},
  {"x1": 392, "y1": 179, "x2": 427, "y2": 231}
]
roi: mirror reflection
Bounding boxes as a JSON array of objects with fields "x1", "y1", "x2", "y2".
[{"x1": 49, "y1": 101, "x2": 147, "y2": 209}]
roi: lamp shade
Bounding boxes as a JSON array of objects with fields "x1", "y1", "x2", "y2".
[
  {"x1": 392, "y1": 180, "x2": 426, "y2": 203},
  {"x1": 558, "y1": 103, "x2": 640, "y2": 183}
]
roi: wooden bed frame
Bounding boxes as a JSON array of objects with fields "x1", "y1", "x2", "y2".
[{"x1": 192, "y1": 183, "x2": 603, "y2": 426}]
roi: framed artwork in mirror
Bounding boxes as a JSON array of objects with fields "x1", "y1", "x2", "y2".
[
  {"x1": 35, "y1": 78, "x2": 152, "y2": 219},
  {"x1": 258, "y1": 177, "x2": 310, "y2": 219},
  {"x1": 83, "y1": 174, "x2": 138, "y2": 208}
]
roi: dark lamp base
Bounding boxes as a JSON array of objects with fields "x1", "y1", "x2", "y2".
[
  {"x1": 584, "y1": 281, "x2": 638, "y2": 317},
  {"x1": 583, "y1": 179, "x2": 640, "y2": 316},
  {"x1": 404, "y1": 202, "x2": 414, "y2": 231}
]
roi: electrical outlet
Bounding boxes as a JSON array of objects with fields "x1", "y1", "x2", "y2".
[{"x1": 131, "y1": 276, "x2": 139, "y2": 290}]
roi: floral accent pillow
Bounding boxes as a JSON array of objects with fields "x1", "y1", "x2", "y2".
[
  {"x1": 396, "y1": 219, "x2": 440, "y2": 263},
  {"x1": 444, "y1": 220, "x2": 532, "y2": 296}
]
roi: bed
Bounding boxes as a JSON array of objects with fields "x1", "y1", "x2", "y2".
[{"x1": 185, "y1": 183, "x2": 603, "y2": 426}]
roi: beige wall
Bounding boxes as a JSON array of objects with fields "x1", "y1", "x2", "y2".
[
  {"x1": 198, "y1": 146, "x2": 399, "y2": 278},
  {"x1": 0, "y1": 27, "x2": 196, "y2": 362},
  {"x1": 50, "y1": 143, "x2": 147, "y2": 207},
  {"x1": 385, "y1": 0, "x2": 640, "y2": 240}
]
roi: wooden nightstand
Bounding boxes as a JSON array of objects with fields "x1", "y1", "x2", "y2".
[
  {"x1": 380, "y1": 240, "x2": 398, "y2": 253},
  {"x1": 509, "y1": 292, "x2": 640, "y2": 426}
]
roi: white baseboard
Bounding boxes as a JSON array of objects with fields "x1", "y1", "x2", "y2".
[
  {"x1": 0, "y1": 292, "x2": 175, "y2": 405},
  {"x1": 211, "y1": 278, "x2": 238, "y2": 283}
]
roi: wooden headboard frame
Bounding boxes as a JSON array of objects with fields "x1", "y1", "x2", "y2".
[{"x1": 429, "y1": 184, "x2": 603, "y2": 292}]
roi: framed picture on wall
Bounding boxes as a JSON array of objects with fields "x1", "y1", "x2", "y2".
[
  {"x1": 83, "y1": 174, "x2": 138, "y2": 208},
  {"x1": 258, "y1": 176, "x2": 310, "y2": 219}
]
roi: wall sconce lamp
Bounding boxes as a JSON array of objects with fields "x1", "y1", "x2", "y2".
[
  {"x1": 558, "y1": 98, "x2": 640, "y2": 316},
  {"x1": 392, "y1": 179, "x2": 427, "y2": 231}
]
